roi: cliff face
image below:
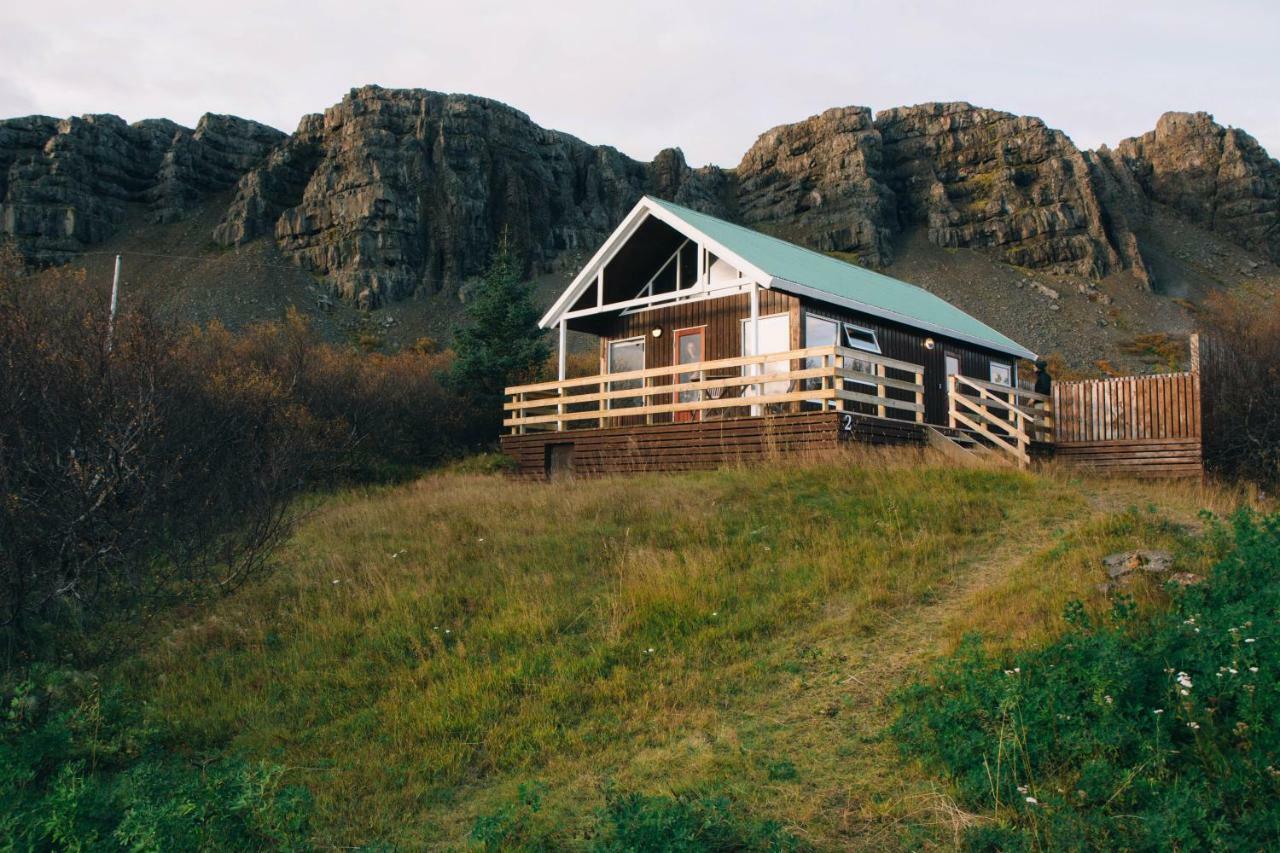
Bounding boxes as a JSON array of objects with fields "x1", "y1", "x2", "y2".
[
  {"x1": 213, "y1": 86, "x2": 725, "y2": 306},
  {"x1": 3, "y1": 88, "x2": 1277, "y2": 308},
  {"x1": 735, "y1": 106, "x2": 897, "y2": 267},
  {"x1": 1113, "y1": 112, "x2": 1280, "y2": 262},
  {"x1": 874, "y1": 103, "x2": 1145, "y2": 282},
  {"x1": 0, "y1": 113, "x2": 284, "y2": 261}
]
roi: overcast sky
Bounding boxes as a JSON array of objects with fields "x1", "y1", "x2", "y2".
[{"x1": 2, "y1": 1, "x2": 1277, "y2": 166}]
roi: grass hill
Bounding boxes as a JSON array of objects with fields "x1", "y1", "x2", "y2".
[{"x1": 104, "y1": 449, "x2": 1262, "y2": 848}]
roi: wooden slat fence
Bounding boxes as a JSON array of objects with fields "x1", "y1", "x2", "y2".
[{"x1": 1051, "y1": 372, "x2": 1202, "y2": 477}]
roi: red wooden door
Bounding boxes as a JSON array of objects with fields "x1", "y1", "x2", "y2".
[{"x1": 673, "y1": 327, "x2": 705, "y2": 423}]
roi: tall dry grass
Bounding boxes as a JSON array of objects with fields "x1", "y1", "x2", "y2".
[{"x1": 126, "y1": 454, "x2": 1261, "y2": 847}]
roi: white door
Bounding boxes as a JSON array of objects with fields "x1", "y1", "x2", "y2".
[{"x1": 741, "y1": 313, "x2": 791, "y2": 398}]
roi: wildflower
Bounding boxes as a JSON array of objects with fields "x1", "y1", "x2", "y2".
[
  {"x1": 332, "y1": 579, "x2": 341, "y2": 584},
  {"x1": 711, "y1": 611, "x2": 718, "y2": 617},
  {"x1": 1188, "y1": 722, "x2": 1201, "y2": 730},
  {"x1": 1246, "y1": 638, "x2": 1257, "y2": 643},
  {"x1": 1017, "y1": 785, "x2": 1028, "y2": 795},
  {"x1": 1180, "y1": 689, "x2": 1189, "y2": 696},
  {"x1": 1250, "y1": 667, "x2": 1259, "y2": 673},
  {"x1": 1025, "y1": 796, "x2": 1038, "y2": 805},
  {"x1": 1176, "y1": 672, "x2": 1193, "y2": 689},
  {"x1": 1153, "y1": 709, "x2": 1164, "y2": 715},
  {"x1": 1229, "y1": 668, "x2": 1238, "y2": 675},
  {"x1": 477, "y1": 537, "x2": 485, "y2": 543},
  {"x1": 444, "y1": 629, "x2": 451, "y2": 634},
  {"x1": 1104, "y1": 695, "x2": 1113, "y2": 704}
]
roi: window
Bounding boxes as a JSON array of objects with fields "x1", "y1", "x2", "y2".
[
  {"x1": 843, "y1": 323, "x2": 880, "y2": 353},
  {"x1": 607, "y1": 337, "x2": 645, "y2": 408},
  {"x1": 804, "y1": 315, "x2": 838, "y2": 393},
  {"x1": 989, "y1": 361, "x2": 1012, "y2": 387},
  {"x1": 840, "y1": 324, "x2": 880, "y2": 394}
]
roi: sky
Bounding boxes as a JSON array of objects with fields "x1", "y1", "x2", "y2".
[{"x1": 2, "y1": 0, "x2": 1277, "y2": 166}]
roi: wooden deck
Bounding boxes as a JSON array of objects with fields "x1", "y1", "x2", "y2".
[{"x1": 500, "y1": 411, "x2": 926, "y2": 479}]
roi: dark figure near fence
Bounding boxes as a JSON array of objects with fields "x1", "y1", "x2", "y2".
[{"x1": 1033, "y1": 359, "x2": 1052, "y2": 396}]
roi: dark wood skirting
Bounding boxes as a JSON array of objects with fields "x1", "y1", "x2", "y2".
[
  {"x1": 1051, "y1": 438, "x2": 1203, "y2": 478},
  {"x1": 500, "y1": 412, "x2": 925, "y2": 479}
]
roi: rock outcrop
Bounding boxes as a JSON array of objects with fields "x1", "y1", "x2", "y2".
[
  {"x1": 735, "y1": 106, "x2": 896, "y2": 266},
  {"x1": 1113, "y1": 112, "x2": 1280, "y2": 263},
  {"x1": 215, "y1": 86, "x2": 720, "y2": 305},
  {"x1": 873, "y1": 103, "x2": 1147, "y2": 282},
  {"x1": 4, "y1": 89, "x2": 1278, "y2": 308},
  {"x1": 0, "y1": 113, "x2": 283, "y2": 262}
]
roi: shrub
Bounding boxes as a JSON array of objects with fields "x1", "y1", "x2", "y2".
[
  {"x1": 469, "y1": 783, "x2": 805, "y2": 851},
  {"x1": 0, "y1": 258, "x2": 475, "y2": 663},
  {"x1": 1197, "y1": 287, "x2": 1280, "y2": 486},
  {"x1": 0, "y1": 265, "x2": 322, "y2": 662},
  {"x1": 894, "y1": 510, "x2": 1280, "y2": 850},
  {"x1": 0, "y1": 668, "x2": 311, "y2": 849}
]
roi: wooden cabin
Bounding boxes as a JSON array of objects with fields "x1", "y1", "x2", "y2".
[{"x1": 502, "y1": 197, "x2": 1053, "y2": 478}]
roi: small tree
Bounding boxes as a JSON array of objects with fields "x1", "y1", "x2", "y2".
[{"x1": 451, "y1": 237, "x2": 548, "y2": 439}]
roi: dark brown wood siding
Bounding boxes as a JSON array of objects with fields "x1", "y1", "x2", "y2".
[
  {"x1": 585, "y1": 291, "x2": 1023, "y2": 428},
  {"x1": 799, "y1": 299, "x2": 1018, "y2": 425},
  {"x1": 597, "y1": 290, "x2": 798, "y2": 372},
  {"x1": 500, "y1": 412, "x2": 926, "y2": 478}
]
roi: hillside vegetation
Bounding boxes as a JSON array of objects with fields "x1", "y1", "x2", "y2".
[{"x1": 43, "y1": 451, "x2": 1248, "y2": 849}]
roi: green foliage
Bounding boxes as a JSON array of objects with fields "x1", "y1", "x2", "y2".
[
  {"x1": 470, "y1": 781, "x2": 805, "y2": 851},
  {"x1": 0, "y1": 668, "x2": 311, "y2": 850},
  {"x1": 895, "y1": 510, "x2": 1280, "y2": 850},
  {"x1": 450, "y1": 237, "x2": 549, "y2": 437}
]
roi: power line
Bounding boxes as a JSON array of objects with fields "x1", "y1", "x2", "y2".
[{"x1": 58, "y1": 249, "x2": 309, "y2": 273}]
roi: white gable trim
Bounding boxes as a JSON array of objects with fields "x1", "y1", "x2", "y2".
[{"x1": 539, "y1": 196, "x2": 773, "y2": 329}]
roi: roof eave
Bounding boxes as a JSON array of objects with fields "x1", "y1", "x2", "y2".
[{"x1": 768, "y1": 276, "x2": 1038, "y2": 361}]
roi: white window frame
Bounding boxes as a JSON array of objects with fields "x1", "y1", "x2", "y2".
[
  {"x1": 842, "y1": 323, "x2": 881, "y2": 354},
  {"x1": 606, "y1": 336, "x2": 646, "y2": 409},
  {"x1": 840, "y1": 323, "x2": 881, "y2": 396},
  {"x1": 989, "y1": 360, "x2": 1012, "y2": 387}
]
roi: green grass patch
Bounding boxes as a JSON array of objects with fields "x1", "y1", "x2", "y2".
[{"x1": 67, "y1": 456, "x2": 1258, "y2": 847}]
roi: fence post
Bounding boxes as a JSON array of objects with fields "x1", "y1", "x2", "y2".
[
  {"x1": 947, "y1": 375, "x2": 957, "y2": 428},
  {"x1": 876, "y1": 363, "x2": 887, "y2": 419},
  {"x1": 915, "y1": 370, "x2": 925, "y2": 423}
]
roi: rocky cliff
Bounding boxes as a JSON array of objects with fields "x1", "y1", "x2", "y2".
[
  {"x1": 1112, "y1": 111, "x2": 1280, "y2": 263},
  {"x1": 3, "y1": 87, "x2": 1278, "y2": 309},
  {"x1": 212, "y1": 86, "x2": 727, "y2": 306},
  {"x1": 0, "y1": 113, "x2": 283, "y2": 262}
]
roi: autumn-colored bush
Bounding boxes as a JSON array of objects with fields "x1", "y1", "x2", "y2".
[
  {"x1": 1198, "y1": 287, "x2": 1280, "y2": 486},
  {"x1": 0, "y1": 259, "x2": 474, "y2": 663}
]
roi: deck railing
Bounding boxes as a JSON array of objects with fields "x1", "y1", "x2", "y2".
[
  {"x1": 504, "y1": 345, "x2": 925, "y2": 434},
  {"x1": 947, "y1": 375, "x2": 1053, "y2": 467}
]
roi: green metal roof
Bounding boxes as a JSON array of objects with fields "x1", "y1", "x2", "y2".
[{"x1": 647, "y1": 196, "x2": 1035, "y2": 359}]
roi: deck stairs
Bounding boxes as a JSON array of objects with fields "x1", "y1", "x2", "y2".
[{"x1": 925, "y1": 425, "x2": 1010, "y2": 466}]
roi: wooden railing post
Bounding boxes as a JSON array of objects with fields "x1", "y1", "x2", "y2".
[
  {"x1": 875, "y1": 363, "x2": 887, "y2": 419},
  {"x1": 915, "y1": 370, "x2": 925, "y2": 423},
  {"x1": 556, "y1": 387, "x2": 564, "y2": 432},
  {"x1": 947, "y1": 375, "x2": 957, "y2": 428}
]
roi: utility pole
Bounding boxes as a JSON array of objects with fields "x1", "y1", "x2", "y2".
[{"x1": 106, "y1": 254, "x2": 121, "y2": 353}]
